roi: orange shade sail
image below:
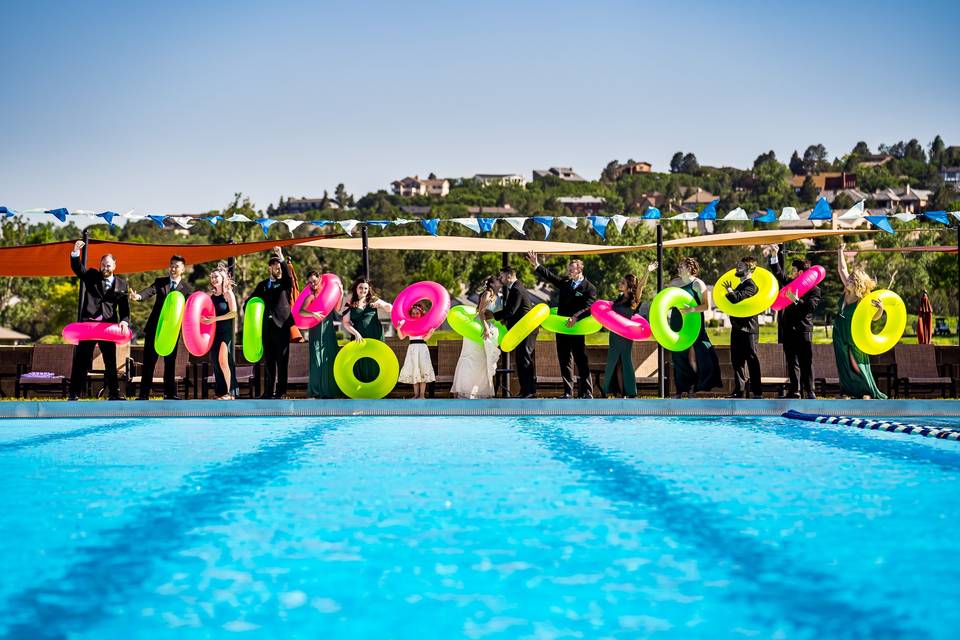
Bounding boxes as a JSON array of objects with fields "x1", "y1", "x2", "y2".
[{"x1": 0, "y1": 236, "x2": 334, "y2": 277}]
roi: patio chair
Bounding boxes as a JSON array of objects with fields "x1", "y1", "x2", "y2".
[
  {"x1": 125, "y1": 343, "x2": 192, "y2": 399},
  {"x1": 756, "y1": 342, "x2": 789, "y2": 396},
  {"x1": 16, "y1": 344, "x2": 74, "y2": 399},
  {"x1": 892, "y1": 344, "x2": 955, "y2": 398},
  {"x1": 812, "y1": 344, "x2": 842, "y2": 397}
]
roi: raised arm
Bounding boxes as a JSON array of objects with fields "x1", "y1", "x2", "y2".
[
  {"x1": 838, "y1": 242, "x2": 851, "y2": 288},
  {"x1": 69, "y1": 240, "x2": 87, "y2": 279},
  {"x1": 636, "y1": 261, "x2": 658, "y2": 302}
]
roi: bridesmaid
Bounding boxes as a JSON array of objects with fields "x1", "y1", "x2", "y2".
[
  {"x1": 299, "y1": 270, "x2": 343, "y2": 399},
  {"x1": 668, "y1": 257, "x2": 722, "y2": 398},
  {"x1": 340, "y1": 278, "x2": 393, "y2": 383},
  {"x1": 834, "y1": 243, "x2": 886, "y2": 399},
  {"x1": 201, "y1": 264, "x2": 238, "y2": 400},
  {"x1": 602, "y1": 261, "x2": 656, "y2": 398}
]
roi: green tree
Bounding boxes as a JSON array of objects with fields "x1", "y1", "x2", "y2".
[
  {"x1": 929, "y1": 135, "x2": 946, "y2": 167},
  {"x1": 670, "y1": 152, "x2": 685, "y2": 173},
  {"x1": 802, "y1": 144, "x2": 828, "y2": 174},
  {"x1": 799, "y1": 175, "x2": 819, "y2": 204},
  {"x1": 789, "y1": 150, "x2": 804, "y2": 175}
]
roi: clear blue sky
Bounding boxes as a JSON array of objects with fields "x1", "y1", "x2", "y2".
[{"x1": 2, "y1": 0, "x2": 958, "y2": 214}]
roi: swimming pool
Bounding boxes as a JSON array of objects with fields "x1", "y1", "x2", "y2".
[{"x1": 1, "y1": 415, "x2": 957, "y2": 638}]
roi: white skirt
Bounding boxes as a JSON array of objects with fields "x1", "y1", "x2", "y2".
[
  {"x1": 398, "y1": 342, "x2": 436, "y2": 384},
  {"x1": 450, "y1": 335, "x2": 501, "y2": 399}
]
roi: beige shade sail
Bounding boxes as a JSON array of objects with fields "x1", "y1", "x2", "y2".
[{"x1": 301, "y1": 228, "x2": 869, "y2": 255}]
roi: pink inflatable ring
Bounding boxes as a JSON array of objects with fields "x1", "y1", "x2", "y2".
[
  {"x1": 391, "y1": 281, "x2": 451, "y2": 337},
  {"x1": 590, "y1": 300, "x2": 652, "y2": 341},
  {"x1": 771, "y1": 265, "x2": 826, "y2": 311},
  {"x1": 292, "y1": 274, "x2": 343, "y2": 330},
  {"x1": 182, "y1": 291, "x2": 216, "y2": 356},
  {"x1": 62, "y1": 322, "x2": 132, "y2": 345}
]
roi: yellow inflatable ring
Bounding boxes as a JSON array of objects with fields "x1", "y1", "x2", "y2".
[
  {"x1": 500, "y1": 303, "x2": 549, "y2": 353},
  {"x1": 712, "y1": 267, "x2": 779, "y2": 318},
  {"x1": 333, "y1": 339, "x2": 400, "y2": 399},
  {"x1": 851, "y1": 289, "x2": 906, "y2": 355}
]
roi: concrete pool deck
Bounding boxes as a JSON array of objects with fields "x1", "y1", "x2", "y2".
[{"x1": 0, "y1": 398, "x2": 958, "y2": 419}]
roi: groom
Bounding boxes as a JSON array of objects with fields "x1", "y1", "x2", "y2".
[{"x1": 493, "y1": 267, "x2": 538, "y2": 398}]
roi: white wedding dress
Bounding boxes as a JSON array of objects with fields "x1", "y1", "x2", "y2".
[{"x1": 451, "y1": 321, "x2": 501, "y2": 399}]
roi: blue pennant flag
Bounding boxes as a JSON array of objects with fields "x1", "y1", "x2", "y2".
[
  {"x1": 532, "y1": 216, "x2": 553, "y2": 239},
  {"x1": 698, "y1": 199, "x2": 719, "y2": 220},
  {"x1": 642, "y1": 207, "x2": 661, "y2": 220},
  {"x1": 201, "y1": 215, "x2": 223, "y2": 225},
  {"x1": 366, "y1": 220, "x2": 391, "y2": 228},
  {"x1": 754, "y1": 209, "x2": 777, "y2": 223},
  {"x1": 586, "y1": 215, "x2": 610, "y2": 240},
  {"x1": 420, "y1": 218, "x2": 439, "y2": 236},
  {"x1": 922, "y1": 210, "x2": 951, "y2": 225},
  {"x1": 310, "y1": 219, "x2": 332, "y2": 227},
  {"x1": 147, "y1": 215, "x2": 167, "y2": 228},
  {"x1": 46, "y1": 207, "x2": 69, "y2": 222},
  {"x1": 255, "y1": 218, "x2": 277, "y2": 236},
  {"x1": 96, "y1": 211, "x2": 119, "y2": 227},
  {"x1": 477, "y1": 217, "x2": 496, "y2": 233},
  {"x1": 0, "y1": 206, "x2": 15, "y2": 217},
  {"x1": 809, "y1": 197, "x2": 832, "y2": 220},
  {"x1": 865, "y1": 215, "x2": 896, "y2": 235}
]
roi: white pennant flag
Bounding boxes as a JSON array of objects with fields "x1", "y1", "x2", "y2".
[
  {"x1": 722, "y1": 207, "x2": 749, "y2": 221},
  {"x1": 451, "y1": 217, "x2": 481, "y2": 234},
  {"x1": 126, "y1": 214, "x2": 146, "y2": 221},
  {"x1": 779, "y1": 207, "x2": 799, "y2": 221},
  {"x1": 950, "y1": 211, "x2": 960, "y2": 221},
  {"x1": 283, "y1": 219, "x2": 305, "y2": 232},
  {"x1": 893, "y1": 212, "x2": 917, "y2": 222},
  {"x1": 557, "y1": 216, "x2": 578, "y2": 229},
  {"x1": 226, "y1": 213, "x2": 251, "y2": 223},
  {"x1": 838, "y1": 200, "x2": 865, "y2": 221},
  {"x1": 339, "y1": 220, "x2": 359, "y2": 235},
  {"x1": 392, "y1": 218, "x2": 413, "y2": 226},
  {"x1": 171, "y1": 216, "x2": 194, "y2": 229},
  {"x1": 670, "y1": 211, "x2": 698, "y2": 221},
  {"x1": 610, "y1": 214, "x2": 628, "y2": 234},
  {"x1": 503, "y1": 217, "x2": 527, "y2": 235}
]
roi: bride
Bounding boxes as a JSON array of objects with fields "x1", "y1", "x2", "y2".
[{"x1": 451, "y1": 276, "x2": 502, "y2": 398}]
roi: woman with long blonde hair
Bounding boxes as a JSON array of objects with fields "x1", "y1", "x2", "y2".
[
  {"x1": 833, "y1": 243, "x2": 886, "y2": 398},
  {"x1": 201, "y1": 263, "x2": 238, "y2": 399}
]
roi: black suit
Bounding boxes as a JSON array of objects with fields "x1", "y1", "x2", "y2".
[
  {"x1": 137, "y1": 277, "x2": 192, "y2": 398},
  {"x1": 771, "y1": 253, "x2": 821, "y2": 397},
  {"x1": 70, "y1": 253, "x2": 130, "y2": 398},
  {"x1": 493, "y1": 279, "x2": 538, "y2": 397},
  {"x1": 250, "y1": 260, "x2": 293, "y2": 397},
  {"x1": 535, "y1": 265, "x2": 597, "y2": 397},
  {"x1": 725, "y1": 276, "x2": 761, "y2": 397}
]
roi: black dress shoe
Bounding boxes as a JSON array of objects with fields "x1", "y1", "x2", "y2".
[
  {"x1": 520, "y1": 393, "x2": 537, "y2": 399},
  {"x1": 67, "y1": 395, "x2": 79, "y2": 402},
  {"x1": 725, "y1": 393, "x2": 744, "y2": 399},
  {"x1": 164, "y1": 395, "x2": 182, "y2": 401},
  {"x1": 108, "y1": 396, "x2": 126, "y2": 401},
  {"x1": 558, "y1": 394, "x2": 574, "y2": 399},
  {"x1": 136, "y1": 397, "x2": 149, "y2": 401},
  {"x1": 578, "y1": 394, "x2": 594, "y2": 400}
]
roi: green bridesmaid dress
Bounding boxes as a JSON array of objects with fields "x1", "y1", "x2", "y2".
[
  {"x1": 308, "y1": 311, "x2": 342, "y2": 399},
  {"x1": 348, "y1": 303, "x2": 384, "y2": 383},
  {"x1": 832, "y1": 297, "x2": 886, "y2": 399}
]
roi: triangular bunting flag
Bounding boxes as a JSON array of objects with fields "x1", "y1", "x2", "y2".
[
  {"x1": 610, "y1": 214, "x2": 628, "y2": 234},
  {"x1": 642, "y1": 207, "x2": 661, "y2": 220},
  {"x1": 557, "y1": 216, "x2": 578, "y2": 229},
  {"x1": 310, "y1": 219, "x2": 332, "y2": 227},
  {"x1": 754, "y1": 209, "x2": 777, "y2": 223},
  {"x1": 670, "y1": 211, "x2": 698, "y2": 221},
  {"x1": 200, "y1": 215, "x2": 223, "y2": 225},
  {"x1": 476, "y1": 217, "x2": 496, "y2": 233},
  {"x1": 586, "y1": 216, "x2": 609, "y2": 239},
  {"x1": 420, "y1": 219, "x2": 439, "y2": 236},
  {"x1": 366, "y1": 220, "x2": 391, "y2": 228},
  {"x1": 698, "y1": 199, "x2": 719, "y2": 220},
  {"x1": 226, "y1": 213, "x2": 251, "y2": 223},
  {"x1": 865, "y1": 215, "x2": 896, "y2": 235},
  {"x1": 893, "y1": 212, "x2": 916, "y2": 222},
  {"x1": 0, "y1": 206, "x2": 15, "y2": 217},
  {"x1": 96, "y1": 211, "x2": 119, "y2": 226},
  {"x1": 809, "y1": 197, "x2": 832, "y2": 220},
  {"x1": 147, "y1": 215, "x2": 167, "y2": 228},
  {"x1": 283, "y1": 219, "x2": 305, "y2": 232},
  {"x1": 532, "y1": 216, "x2": 553, "y2": 239},
  {"x1": 393, "y1": 219, "x2": 413, "y2": 226},
  {"x1": 503, "y1": 217, "x2": 527, "y2": 235},
  {"x1": 45, "y1": 208, "x2": 69, "y2": 222},
  {"x1": 922, "y1": 210, "x2": 951, "y2": 225},
  {"x1": 838, "y1": 200, "x2": 865, "y2": 221},
  {"x1": 779, "y1": 207, "x2": 799, "y2": 221},
  {"x1": 452, "y1": 218, "x2": 481, "y2": 234},
  {"x1": 722, "y1": 207, "x2": 749, "y2": 221},
  {"x1": 255, "y1": 218, "x2": 277, "y2": 236},
  {"x1": 171, "y1": 216, "x2": 194, "y2": 229},
  {"x1": 340, "y1": 220, "x2": 360, "y2": 236}
]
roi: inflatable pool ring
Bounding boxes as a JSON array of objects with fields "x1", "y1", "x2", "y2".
[
  {"x1": 649, "y1": 287, "x2": 701, "y2": 352},
  {"x1": 541, "y1": 307, "x2": 602, "y2": 335},
  {"x1": 62, "y1": 322, "x2": 133, "y2": 345},
  {"x1": 771, "y1": 265, "x2": 826, "y2": 311},
  {"x1": 500, "y1": 303, "x2": 550, "y2": 353},
  {"x1": 391, "y1": 280, "x2": 451, "y2": 337},
  {"x1": 333, "y1": 339, "x2": 400, "y2": 399},
  {"x1": 154, "y1": 290, "x2": 186, "y2": 356},
  {"x1": 851, "y1": 289, "x2": 906, "y2": 355},
  {"x1": 590, "y1": 300, "x2": 651, "y2": 341},
  {"x1": 182, "y1": 291, "x2": 216, "y2": 357},
  {"x1": 242, "y1": 297, "x2": 265, "y2": 363},
  {"x1": 712, "y1": 267, "x2": 779, "y2": 318},
  {"x1": 447, "y1": 304, "x2": 507, "y2": 344},
  {"x1": 292, "y1": 273, "x2": 343, "y2": 330}
]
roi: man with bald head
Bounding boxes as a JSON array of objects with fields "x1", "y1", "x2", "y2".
[{"x1": 69, "y1": 240, "x2": 130, "y2": 400}]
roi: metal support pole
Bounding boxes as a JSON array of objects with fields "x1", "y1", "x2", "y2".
[
  {"x1": 501, "y1": 251, "x2": 511, "y2": 397},
  {"x1": 76, "y1": 228, "x2": 89, "y2": 322},
  {"x1": 656, "y1": 223, "x2": 665, "y2": 398},
  {"x1": 361, "y1": 224, "x2": 370, "y2": 279},
  {"x1": 956, "y1": 223, "x2": 959, "y2": 346}
]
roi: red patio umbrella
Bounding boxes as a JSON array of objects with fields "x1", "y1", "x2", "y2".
[{"x1": 917, "y1": 291, "x2": 933, "y2": 344}]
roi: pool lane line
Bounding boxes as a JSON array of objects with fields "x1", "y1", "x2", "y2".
[
  {"x1": 784, "y1": 410, "x2": 960, "y2": 441},
  {"x1": 0, "y1": 421, "x2": 337, "y2": 639},
  {"x1": 0, "y1": 419, "x2": 143, "y2": 453},
  {"x1": 517, "y1": 419, "x2": 925, "y2": 640}
]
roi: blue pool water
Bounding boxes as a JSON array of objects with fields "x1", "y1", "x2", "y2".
[{"x1": 1, "y1": 415, "x2": 958, "y2": 639}]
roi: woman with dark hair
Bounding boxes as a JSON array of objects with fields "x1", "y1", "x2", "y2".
[
  {"x1": 668, "y1": 256, "x2": 722, "y2": 398},
  {"x1": 451, "y1": 276, "x2": 501, "y2": 398},
  {"x1": 299, "y1": 270, "x2": 343, "y2": 399},
  {"x1": 340, "y1": 277, "x2": 393, "y2": 383},
  {"x1": 201, "y1": 263, "x2": 238, "y2": 399},
  {"x1": 602, "y1": 262, "x2": 656, "y2": 397}
]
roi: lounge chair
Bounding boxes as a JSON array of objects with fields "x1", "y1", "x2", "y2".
[
  {"x1": 892, "y1": 344, "x2": 955, "y2": 398},
  {"x1": 756, "y1": 342, "x2": 789, "y2": 396},
  {"x1": 16, "y1": 344, "x2": 74, "y2": 398}
]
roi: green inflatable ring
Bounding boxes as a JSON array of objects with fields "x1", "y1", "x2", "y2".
[
  {"x1": 242, "y1": 297, "x2": 265, "y2": 363},
  {"x1": 447, "y1": 304, "x2": 506, "y2": 344},
  {"x1": 501, "y1": 303, "x2": 550, "y2": 353},
  {"x1": 540, "y1": 306, "x2": 602, "y2": 335},
  {"x1": 154, "y1": 290, "x2": 185, "y2": 357},
  {"x1": 649, "y1": 287, "x2": 702, "y2": 352},
  {"x1": 333, "y1": 339, "x2": 400, "y2": 399}
]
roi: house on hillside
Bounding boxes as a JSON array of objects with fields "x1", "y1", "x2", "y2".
[
  {"x1": 857, "y1": 154, "x2": 894, "y2": 169},
  {"x1": 679, "y1": 187, "x2": 717, "y2": 208},
  {"x1": 610, "y1": 160, "x2": 652, "y2": 178},
  {"x1": 555, "y1": 195, "x2": 606, "y2": 215},
  {"x1": 277, "y1": 197, "x2": 340, "y2": 214},
  {"x1": 790, "y1": 172, "x2": 857, "y2": 192},
  {"x1": 940, "y1": 167, "x2": 960, "y2": 186},
  {"x1": 532, "y1": 166, "x2": 586, "y2": 182},
  {"x1": 871, "y1": 185, "x2": 931, "y2": 213},
  {"x1": 473, "y1": 173, "x2": 528, "y2": 187},
  {"x1": 391, "y1": 176, "x2": 450, "y2": 197}
]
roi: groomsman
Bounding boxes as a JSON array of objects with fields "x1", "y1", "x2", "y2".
[
  {"x1": 250, "y1": 246, "x2": 293, "y2": 399},
  {"x1": 493, "y1": 267, "x2": 538, "y2": 398},
  {"x1": 129, "y1": 255, "x2": 192, "y2": 399},
  {"x1": 768, "y1": 245, "x2": 821, "y2": 399},
  {"x1": 526, "y1": 252, "x2": 597, "y2": 398},
  {"x1": 68, "y1": 240, "x2": 130, "y2": 400},
  {"x1": 720, "y1": 256, "x2": 762, "y2": 399}
]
